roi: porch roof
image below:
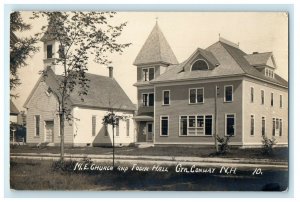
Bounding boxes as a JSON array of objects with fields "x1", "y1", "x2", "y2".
[{"x1": 132, "y1": 115, "x2": 153, "y2": 122}]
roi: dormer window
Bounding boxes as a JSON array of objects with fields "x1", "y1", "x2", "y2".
[
  {"x1": 265, "y1": 68, "x2": 274, "y2": 78},
  {"x1": 47, "y1": 44, "x2": 53, "y2": 59},
  {"x1": 191, "y1": 59, "x2": 209, "y2": 71},
  {"x1": 142, "y1": 67, "x2": 155, "y2": 81}
]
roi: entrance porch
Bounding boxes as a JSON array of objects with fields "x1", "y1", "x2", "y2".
[{"x1": 133, "y1": 114, "x2": 154, "y2": 143}]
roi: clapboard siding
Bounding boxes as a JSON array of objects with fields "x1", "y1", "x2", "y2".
[
  {"x1": 72, "y1": 107, "x2": 135, "y2": 146},
  {"x1": 26, "y1": 81, "x2": 73, "y2": 144},
  {"x1": 154, "y1": 80, "x2": 243, "y2": 144},
  {"x1": 137, "y1": 88, "x2": 154, "y2": 114},
  {"x1": 242, "y1": 78, "x2": 288, "y2": 145}
]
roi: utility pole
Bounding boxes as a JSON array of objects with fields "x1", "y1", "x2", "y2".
[
  {"x1": 112, "y1": 120, "x2": 115, "y2": 168},
  {"x1": 214, "y1": 85, "x2": 219, "y2": 152}
]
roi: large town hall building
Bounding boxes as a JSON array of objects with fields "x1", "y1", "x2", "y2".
[{"x1": 133, "y1": 23, "x2": 288, "y2": 147}]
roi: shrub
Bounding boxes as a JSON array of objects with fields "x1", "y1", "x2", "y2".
[
  {"x1": 52, "y1": 157, "x2": 94, "y2": 173},
  {"x1": 216, "y1": 135, "x2": 231, "y2": 155},
  {"x1": 261, "y1": 134, "x2": 276, "y2": 156},
  {"x1": 52, "y1": 159, "x2": 78, "y2": 172}
]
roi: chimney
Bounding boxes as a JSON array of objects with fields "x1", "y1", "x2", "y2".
[{"x1": 108, "y1": 66, "x2": 113, "y2": 78}]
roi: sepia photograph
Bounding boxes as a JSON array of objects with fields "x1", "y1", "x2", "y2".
[{"x1": 9, "y1": 11, "x2": 288, "y2": 191}]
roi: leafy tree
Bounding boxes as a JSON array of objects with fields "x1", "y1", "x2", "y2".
[
  {"x1": 33, "y1": 12, "x2": 131, "y2": 161},
  {"x1": 10, "y1": 12, "x2": 39, "y2": 98}
]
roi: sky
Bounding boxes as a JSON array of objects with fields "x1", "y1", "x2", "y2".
[{"x1": 11, "y1": 12, "x2": 288, "y2": 111}]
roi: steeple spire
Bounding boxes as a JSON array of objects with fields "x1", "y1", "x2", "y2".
[
  {"x1": 133, "y1": 23, "x2": 178, "y2": 66},
  {"x1": 40, "y1": 15, "x2": 57, "y2": 42}
]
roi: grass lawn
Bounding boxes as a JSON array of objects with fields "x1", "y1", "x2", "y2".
[
  {"x1": 10, "y1": 145, "x2": 288, "y2": 161},
  {"x1": 10, "y1": 158, "x2": 288, "y2": 191}
]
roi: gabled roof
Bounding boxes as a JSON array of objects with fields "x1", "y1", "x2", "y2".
[
  {"x1": 133, "y1": 23, "x2": 178, "y2": 66},
  {"x1": 219, "y1": 42, "x2": 286, "y2": 86},
  {"x1": 10, "y1": 100, "x2": 19, "y2": 115},
  {"x1": 24, "y1": 68, "x2": 136, "y2": 111},
  {"x1": 244, "y1": 52, "x2": 274, "y2": 67},
  {"x1": 152, "y1": 39, "x2": 288, "y2": 88},
  {"x1": 194, "y1": 48, "x2": 219, "y2": 67}
]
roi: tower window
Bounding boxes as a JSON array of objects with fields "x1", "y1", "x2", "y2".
[
  {"x1": 142, "y1": 93, "x2": 154, "y2": 107},
  {"x1": 142, "y1": 67, "x2": 155, "y2": 81},
  {"x1": 47, "y1": 44, "x2": 53, "y2": 59},
  {"x1": 59, "y1": 45, "x2": 64, "y2": 59},
  {"x1": 191, "y1": 59, "x2": 209, "y2": 71}
]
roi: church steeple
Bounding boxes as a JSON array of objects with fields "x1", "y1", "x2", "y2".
[
  {"x1": 133, "y1": 23, "x2": 178, "y2": 66},
  {"x1": 41, "y1": 15, "x2": 64, "y2": 75}
]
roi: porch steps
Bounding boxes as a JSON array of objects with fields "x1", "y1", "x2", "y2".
[{"x1": 135, "y1": 142, "x2": 154, "y2": 148}]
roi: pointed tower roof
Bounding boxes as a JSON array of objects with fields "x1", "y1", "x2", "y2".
[
  {"x1": 41, "y1": 15, "x2": 57, "y2": 42},
  {"x1": 133, "y1": 23, "x2": 178, "y2": 66},
  {"x1": 41, "y1": 14, "x2": 67, "y2": 42}
]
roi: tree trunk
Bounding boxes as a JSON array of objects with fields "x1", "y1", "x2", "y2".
[
  {"x1": 112, "y1": 124, "x2": 115, "y2": 168},
  {"x1": 59, "y1": 111, "x2": 65, "y2": 161}
]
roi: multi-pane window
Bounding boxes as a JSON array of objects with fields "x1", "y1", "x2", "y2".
[
  {"x1": 271, "y1": 93, "x2": 274, "y2": 107},
  {"x1": 142, "y1": 67, "x2": 155, "y2": 81},
  {"x1": 92, "y1": 116, "x2": 96, "y2": 136},
  {"x1": 250, "y1": 87, "x2": 254, "y2": 103},
  {"x1": 191, "y1": 59, "x2": 209, "y2": 71},
  {"x1": 224, "y1": 85, "x2": 233, "y2": 102},
  {"x1": 280, "y1": 95, "x2": 283, "y2": 108},
  {"x1": 225, "y1": 114, "x2": 235, "y2": 136},
  {"x1": 47, "y1": 44, "x2": 53, "y2": 59},
  {"x1": 262, "y1": 117, "x2": 266, "y2": 136},
  {"x1": 142, "y1": 93, "x2": 154, "y2": 107},
  {"x1": 272, "y1": 118, "x2": 283, "y2": 137},
  {"x1": 163, "y1": 90, "x2": 170, "y2": 105},
  {"x1": 142, "y1": 94, "x2": 148, "y2": 106},
  {"x1": 35, "y1": 115, "x2": 40, "y2": 136},
  {"x1": 160, "y1": 116, "x2": 169, "y2": 136},
  {"x1": 265, "y1": 68, "x2": 274, "y2": 78},
  {"x1": 272, "y1": 118, "x2": 276, "y2": 136},
  {"x1": 279, "y1": 119, "x2": 282, "y2": 136},
  {"x1": 180, "y1": 115, "x2": 212, "y2": 136},
  {"x1": 250, "y1": 115, "x2": 254, "y2": 136},
  {"x1": 261, "y1": 90, "x2": 264, "y2": 105},
  {"x1": 189, "y1": 88, "x2": 204, "y2": 104}
]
